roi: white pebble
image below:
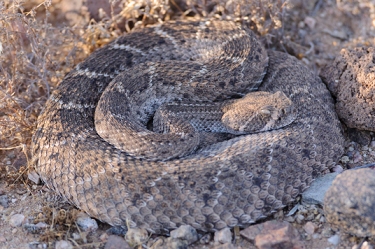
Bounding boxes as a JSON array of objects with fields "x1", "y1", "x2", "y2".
[
  {"x1": 327, "y1": 234, "x2": 340, "y2": 245},
  {"x1": 76, "y1": 212, "x2": 98, "y2": 231},
  {"x1": 55, "y1": 240, "x2": 73, "y2": 249},
  {"x1": 214, "y1": 227, "x2": 232, "y2": 244},
  {"x1": 9, "y1": 214, "x2": 25, "y2": 227},
  {"x1": 170, "y1": 225, "x2": 198, "y2": 244}
]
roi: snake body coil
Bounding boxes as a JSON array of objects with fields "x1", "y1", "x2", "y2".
[{"x1": 32, "y1": 20, "x2": 344, "y2": 234}]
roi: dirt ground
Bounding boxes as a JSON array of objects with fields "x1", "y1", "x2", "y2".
[{"x1": 1, "y1": 0, "x2": 375, "y2": 248}]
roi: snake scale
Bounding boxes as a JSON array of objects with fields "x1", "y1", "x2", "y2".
[{"x1": 32, "y1": 20, "x2": 345, "y2": 234}]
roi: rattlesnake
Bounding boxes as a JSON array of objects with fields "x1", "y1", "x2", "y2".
[{"x1": 32, "y1": 20, "x2": 345, "y2": 234}]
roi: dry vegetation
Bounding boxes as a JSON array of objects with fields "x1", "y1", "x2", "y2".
[
  {"x1": 0, "y1": 0, "x2": 289, "y2": 189},
  {"x1": 1, "y1": 0, "x2": 375, "y2": 248}
]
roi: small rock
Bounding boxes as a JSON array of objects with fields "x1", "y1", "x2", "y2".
[
  {"x1": 170, "y1": 225, "x2": 198, "y2": 245},
  {"x1": 245, "y1": 221, "x2": 304, "y2": 249},
  {"x1": 240, "y1": 224, "x2": 263, "y2": 242},
  {"x1": 150, "y1": 237, "x2": 188, "y2": 249},
  {"x1": 100, "y1": 232, "x2": 109, "y2": 242},
  {"x1": 200, "y1": 233, "x2": 212, "y2": 244},
  {"x1": 212, "y1": 242, "x2": 236, "y2": 249},
  {"x1": 352, "y1": 151, "x2": 363, "y2": 163},
  {"x1": 302, "y1": 172, "x2": 339, "y2": 205},
  {"x1": 327, "y1": 234, "x2": 340, "y2": 245},
  {"x1": 295, "y1": 214, "x2": 305, "y2": 224},
  {"x1": 28, "y1": 171, "x2": 40, "y2": 184},
  {"x1": 332, "y1": 165, "x2": 344, "y2": 173},
  {"x1": 303, "y1": 222, "x2": 317, "y2": 235},
  {"x1": 304, "y1": 16, "x2": 316, "y2": 29},
  {"x1": 72, "y1": 232, "x2": 80, "y2": 240},
  {"x1": 340, "y1": 155, "x2": 350, "y2": 163},
  {"x1": 353, "y1": 241, "x2": 373, "y2": 249},
  {"x1": 104, "y1": 235, "x2": 131, "y2": 249},
  {"x1": 29, "y1": 242, "x2": 48, "y2": 249},
  {"x1": 0, "y1": 235, "x2": 6, "y2": 242},
  {"x1": 55, "y1": 240, "x2": 73, "y2": 249},
  {"x1": 214, "y1": 227, "x2": 232, "y2": 244},
  {"x1": 324, "y1": 168, "x2": 375, "y2": 237},
  {"x1": 125, "y1": 228, "x2": 148, "y2": 246},
  {"x1": 9, "y1": 213, "x2": 25, "y2": 227},
  {"x1": 321, "y1": 227, "x2": 334, "y2": 238},
  {"x1": 0, "y1": 195, "x2": 8, "y2": 208},
  {"x1": 76, "y1": 212, "x2": 98, "y2": 231}
]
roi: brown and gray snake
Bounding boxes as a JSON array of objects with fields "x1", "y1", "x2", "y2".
[{"x1": 32, "y1": 20, "x2": 345, "y2": 234}]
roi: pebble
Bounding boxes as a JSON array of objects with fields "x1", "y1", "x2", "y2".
[
  {"x1": 149, "y1": 237, "x2": 188, "y2": 249},
  {"x1": 170, "y1": 225, "x2": 198, "y2": 245},
  {"x1": 327, "y1": 234, "x2": 340, "y2": 245},
  {"x1": 240, "y1": 223, "x2": 263, "y2": 242},
  {"x1": 9, "y1": 213, "x2": 25, "y2": 227},
  {"x1": 0, "y1": 195, "x2": 8, "y2": 208},
  {"x1": 100, "y1": 233, "x2": 109, "y2": 242},
  {"x1": 332, "y1": 164, "x2": 344, "y2": 173},
  {"x1": 304, "y1": 16, "x2": 316, "y2": 29},
  {"x1": 321, "y1": 227, "x2": 334, "y2": 238},
  {"x1": 324, "y1": 168, "x2": 375, "y2": 237},
  {"x1": 212, "y1": 242, "x2": 236, "y2": 249},
  {"x1": 295, "y1": 214, "x2": 305, "y2": 224},
  {"x1": 28, "y1": 171, "x2": 40, "y2": 184},
  {"x1": 76, "y1": 212, "x2": 98, "y2": 231},
  {"x1": 125, "y1": 228, "x2": 148, "y2": 246},
  {"x1": 29, "y1": 241, "x2": 48, "y2": 249},
  {"x1": 283, "y1": 216, "x2": 295, "y2": 223},
  {"x1": 199, "y1": 233, "x2": 212, "y2": 244},
  {"x1": 340, "y1": 155, "x2": 350, "y2": 163},
  {"x1": 353, "y1": 241, "x2": 373, "y2": 249},
  {"x1": 302, "y1": 172, "x2": 339, "y2": 205},
  {"x1": 240, "y1": 221, "x2": 303, "y2": 249},
  {"x1": 71, "y1": 232, "x2": 80, "y2": 240},
  {"x1": 214, "y1": 227, "x2": 232, "y2": 244},
  {"x1": 254, "y1": 221, "x2": 304, "y2": 249},
  {"x1": 303, "y1": 222, "x2": 317, "y2": 235},
  {"x1": 352, "y1": 151, "x2": 363, "y2": 163},
  {"x1": 55, "y1": 240, "x2": 73, "y2": 249},
  {"x1": 104, "y1": 235, "x2": 131, "y2": 249}
]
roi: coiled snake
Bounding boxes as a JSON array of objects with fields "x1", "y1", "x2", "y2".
[{"x1": 32, "y1": 20, "x2": 344, "y2": 234}]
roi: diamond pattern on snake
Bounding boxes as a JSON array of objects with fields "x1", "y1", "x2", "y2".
[{"x1": 32, "y1": 20, "x2": 344, "y2": 234}]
